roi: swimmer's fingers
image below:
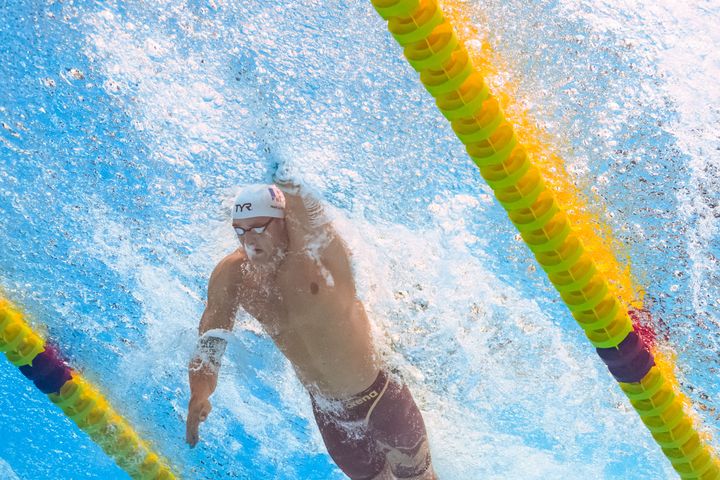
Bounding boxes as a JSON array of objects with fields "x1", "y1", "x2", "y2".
[
  {"x1": 272, "y1": 160, "x2": 302, "y2": 192},
  {"x1": 186, "y1": 397, "x2": 212, "y2": 448},
  {"x1": 186, "y1": 417, "x2": 199, "y2": 448}
]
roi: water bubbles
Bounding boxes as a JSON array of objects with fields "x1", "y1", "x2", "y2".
[
  {"x1": 66, "y1": 68, "x2": 84, "y2": 80},
  {"x1": 0, "y1": 458, "x2": 20, "y2": 480},
  {"x1": 191, "y1": 174, "x2": 205, "y2": 188},
  {"x1": 104, "y1": 79, "x2": 121, "y2": 93}
]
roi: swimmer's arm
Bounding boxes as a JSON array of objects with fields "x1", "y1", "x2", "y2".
[
  {"x1": 277, "y1": 183, "x2": 357, "y2": 291},
  {"x1": 282, "y1": 186, "x2": 328, "y2": 227},
  {"x1": 272, "y1": 160, "x2": 331, "y2": 236},
  {"x1": 189, "y1": 261, "x2": 240, "y2": 396},
  {"x1": 275, "y1": 182, "x2": 336, "y2": 246},
  {"x1": 187, "y1": 260, "x2": 241, "y2": 446}
]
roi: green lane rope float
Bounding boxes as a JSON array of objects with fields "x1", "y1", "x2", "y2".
[
  {"x1": 368, "y1": 0, "x2": 720, "y2": 477},
  {"x1": 0, "y1": 299, "x2": 177, "y2": 479}
]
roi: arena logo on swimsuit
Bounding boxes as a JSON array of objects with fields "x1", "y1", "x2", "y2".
[
  {"x1": 346, "y1": 390, "x2": 379, "y2": 408},
  {"x1": 235, "y1": 203, "x2": 252, "y2": 212}
]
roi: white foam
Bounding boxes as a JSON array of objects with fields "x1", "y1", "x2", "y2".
[
  {"x1": 558, "y1": 0, "x2": 720, "y2": 423},
  {"x1": 81, "y1": 8, "x2": 257, "y2": 172},
  {"x1": 334, "y1": 193, "x2": 672, "y2": 477},
  {"x1": 69, "y1": 1, "x2": 704, "y2": 476},
  {"x1": 0, "y1": 458, "x2": 20, "y2": 480}
]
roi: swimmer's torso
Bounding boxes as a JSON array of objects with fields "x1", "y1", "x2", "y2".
[{"x1": 228, "y1": 239, "x2": 379, "y2": 398}]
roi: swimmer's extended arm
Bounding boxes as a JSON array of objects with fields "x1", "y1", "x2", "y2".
[
  {"x1": 275, "y1": 180, "x2": 330, "y2": 232},
  {"x1": 275, "y1": 179, "x2": 357, "y2": 293},
  {"x1": 186, "y1": 258, "x2": 241, "y2": 447}
]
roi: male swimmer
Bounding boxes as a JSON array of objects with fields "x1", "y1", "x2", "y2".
[{"x1": 187, "y1": 181, "x2": 437, "y2": 480}]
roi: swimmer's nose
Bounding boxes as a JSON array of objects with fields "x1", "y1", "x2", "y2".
[
  {"x1": 243, "y1": 238, "x2": 260, "y2": 248},
  {"x1": 243, "y1": 231, "x2": 262, "y2": 241}
]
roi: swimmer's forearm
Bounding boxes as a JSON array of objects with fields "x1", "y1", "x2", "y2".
[
  {"x1": 271, "y1": 161, "x2": 325, "y2": 225},
  {"x1": 273, "y1": 176, "x2": 300, "y2": 193},
  {"x1": 281, "y1": 189, "x2": 328, "y2": 229},
  {"x1": 188, "y1": 335, "x2": 227, "y2": 398}
]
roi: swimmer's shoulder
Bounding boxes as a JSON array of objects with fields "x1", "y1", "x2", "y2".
[{"x1": 210, "y1": 249, "x2": 252, "y2": 289}]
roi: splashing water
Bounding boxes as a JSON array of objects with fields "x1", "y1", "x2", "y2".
[{"x1": 1, "y1": 0, "x2": 718, "y2": 478}]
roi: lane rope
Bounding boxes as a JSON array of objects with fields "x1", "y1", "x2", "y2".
[
  {"x1": 367, "y1": 0, "x2": 720, "y2": 477},
  {"x1": 0, "y1": 298, "x2": 177, "y2": 480}
]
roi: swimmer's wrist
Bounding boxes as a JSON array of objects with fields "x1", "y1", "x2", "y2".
[
  {"x1": 191, "y1": 335, "x2": 228, "y2": 372},
  {"x1": 271, "y1": 159, "x2": 302, "y2": 193},
  {"x1": 273, "y1": 177, "x2": 301, "y2": 194}
]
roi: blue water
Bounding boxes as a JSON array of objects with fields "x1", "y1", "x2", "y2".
[{"x1": 1, "y1": 0, "x2": 718, "y2": 478}]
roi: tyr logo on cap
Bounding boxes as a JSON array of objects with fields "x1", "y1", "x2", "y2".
[{"x1": 235, "y1": 203, "x2": 252, "y2": 213}]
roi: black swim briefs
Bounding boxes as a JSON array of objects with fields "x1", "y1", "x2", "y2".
[{"x1": 310, "y1": 370, "x2": 432, "y2": 480}]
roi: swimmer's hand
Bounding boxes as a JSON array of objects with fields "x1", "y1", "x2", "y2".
[
  {"x1": 271, "y1": 158, "x2": 301, "y2": 193},
  {"x1": 186, "y1": 394, "x2": 212, "y2": 447}
]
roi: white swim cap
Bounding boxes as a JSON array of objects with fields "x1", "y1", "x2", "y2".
[{"x1": 232, "y1": 184, "x2": 285, "y2": 220}]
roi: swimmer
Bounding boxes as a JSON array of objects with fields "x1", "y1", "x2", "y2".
[{"x1": 187, "y1": 180, "x2": 437, "y2": 480}]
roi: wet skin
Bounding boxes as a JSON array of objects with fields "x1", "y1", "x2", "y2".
[
  {"x1": 186, "y1": 190, "x2": 437, "y2": 480},
  {"x1": 187, "y1": 191, "x2": 378, "y2": 444}
]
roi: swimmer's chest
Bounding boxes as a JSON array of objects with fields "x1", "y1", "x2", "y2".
[
  {"x1": 276, "y1": 253, "x2": 335, "y2": 305},
  {"x1": 239, "y1": 254, "x2": 340, "y2": 325}
]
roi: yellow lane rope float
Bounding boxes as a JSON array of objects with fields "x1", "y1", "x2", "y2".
[
  {"x1": 441, "y1": 1, "x2": 641, "y2": 311},
  {"x1": 0, "y1": 298, "x2": 177, "y2": 479},
  {"x1": 368, "y1": 0, "x2": 720, "y2": 477}
]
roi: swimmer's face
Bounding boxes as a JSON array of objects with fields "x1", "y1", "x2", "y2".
[{"x1": 233, "y1": 216, "x2": 288, "y2": 264}]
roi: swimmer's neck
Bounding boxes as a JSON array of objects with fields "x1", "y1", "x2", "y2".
[{"x1": 238, "y1": 248, "x2": 285, "y2": 275}]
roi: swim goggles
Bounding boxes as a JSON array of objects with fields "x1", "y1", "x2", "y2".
[{"x1": 234, "y1": 218, "x2": 274, "y2": 236}]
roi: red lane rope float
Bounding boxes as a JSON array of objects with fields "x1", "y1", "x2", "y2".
[
  {"x1": 368, "y1": 0, "x2": 720, "y2": 477},
  {"x1": 0, "y1": 299, "x2": 177, "y2": 479}
]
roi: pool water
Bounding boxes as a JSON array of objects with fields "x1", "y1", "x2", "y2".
[{"x1": 1, "y1": 0, "x2": 718, "y2": 478}]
